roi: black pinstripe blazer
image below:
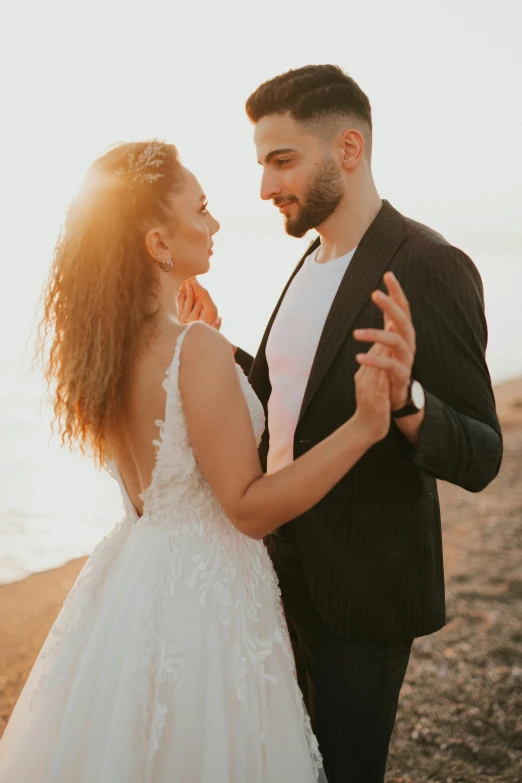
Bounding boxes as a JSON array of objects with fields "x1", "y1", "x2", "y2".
[{"x1": 236, "y1": 200, "x2": 503, "y2": 641}]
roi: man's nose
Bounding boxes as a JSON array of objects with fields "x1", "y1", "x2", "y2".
[{"x1": 260, "y1": 171, "x2": 281, "y2": 202}]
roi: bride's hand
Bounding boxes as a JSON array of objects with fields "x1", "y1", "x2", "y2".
[
  {"x1": 177, "y1": 278, "x2": 221, "y2": 330},
  {"x1": 354, "y1": 343, "x2": 391, "y2": 443}
]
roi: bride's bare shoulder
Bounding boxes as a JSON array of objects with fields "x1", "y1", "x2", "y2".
[
  {"x1": 180, "y1": 322, "x2": 236, "y2": 379},
  {"x1": 183, "y1": 321, "x2": 230, "y2": 352},
  {"x1": 135, "y1": 320, "x2": 232, "y2": 383}
]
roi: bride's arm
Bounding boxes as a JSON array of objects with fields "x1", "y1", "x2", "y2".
[{"x1": 180, "y1": 324, "x2": 390, "y2": 541}]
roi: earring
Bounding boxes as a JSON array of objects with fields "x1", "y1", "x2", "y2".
[{"x1": 158, "y1": 256, "x2": 173, "y2": 273}]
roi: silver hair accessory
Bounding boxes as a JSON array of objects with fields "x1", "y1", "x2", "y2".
[
  {"x1": 116, "y1": 141, "x2": 165, "y2": 184},
  {"x1": 158, "y1": 256, "x2": 173, "y2": 273}
]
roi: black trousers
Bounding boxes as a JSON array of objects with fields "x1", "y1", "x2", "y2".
[{"x1": 267, "y1": 535, "x2": 413, "y2": 783}]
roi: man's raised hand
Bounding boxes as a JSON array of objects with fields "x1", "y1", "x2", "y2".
[
  {"x1": 177, "y1": 278, "x2": 221, "y2": 330},
  {"x1": 353, "y1": 272, "x2": 416, "y2": 412}
]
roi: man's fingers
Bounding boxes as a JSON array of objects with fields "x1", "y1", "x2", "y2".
[
  {"x1": 200, "y1": 306, "x2": 217, "y2": 327},
  {"x1": 191, "y1": 277, "x2": 207, "y2": 296},
  {"x1": 354, "y1": 328, "x2": 413, "y2": 365},
  {"x1": 180, "y1": 285, "x2": 194, "y2": 321},
  {"x1": 177, "y1": 293, "x2": 188, "y2": 323},
  {"x1": 190, "y1": 277, "x2": 214, "y2": 305},
  {"x1": 371, "y1": 291, "x2": 415, "y2": 346},
  {"x1": 187, "y1": 299, "x2": 204, "y2": 323},
  {"x1": 355, "y1": 352, "x2": 410, "y2": 384},
  {"x1": 176, "y1": 291, "x2": 185, "y2": 319},
  {"x1": 356, "y1": 351, "x2": 410, "y2": 384},
  {"x1": 372, "y1": 291, "x2": 408, "y2": 326},
  {"x1": 384, "y1": 272, "x2": 411, "y2": 316},
  {"x1": 181, "y1": 286, "x2": 195, "y2": 321},
  {"x1": 186, "y1": 277, "x2": 219, "y2": 320}
]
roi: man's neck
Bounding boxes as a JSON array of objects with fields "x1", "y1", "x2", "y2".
[{"x1": 315, "y1": 185, "x2": 383, "y2": 264}]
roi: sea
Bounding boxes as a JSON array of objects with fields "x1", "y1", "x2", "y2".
[{"x1": 0, "y1": 243, "x2": 520, "y2": 585}]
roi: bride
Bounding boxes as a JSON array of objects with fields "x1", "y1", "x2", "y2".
[{"x1": 0, "y1": 141, "x2": 390, "y2": 783}]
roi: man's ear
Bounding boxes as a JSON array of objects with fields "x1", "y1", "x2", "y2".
[{"x1": 340, "y1": 129, "x2": 365, "y2": 171}]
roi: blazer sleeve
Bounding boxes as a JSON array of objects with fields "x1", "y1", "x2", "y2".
[
  {"x1": 234, "y1": 347, "x2": 255, "y2": 376},
  {"x1": 397, "y1": 243, "x2": 503, "y2": 493}
]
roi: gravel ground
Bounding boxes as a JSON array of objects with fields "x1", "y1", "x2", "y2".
[{"x1": 386, "y1": 409, "x2": 522, "y2": 783}]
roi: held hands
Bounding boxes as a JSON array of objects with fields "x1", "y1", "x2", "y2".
[
  {"x1": 354, "y1": 272, "x2": 416, "y2": 412},
  {"x1": 177, "y1": 278, "x2": 221, "y2": 330},
  {"x1": 354, "y1": 343, "x2": 391, "y2": 443}
]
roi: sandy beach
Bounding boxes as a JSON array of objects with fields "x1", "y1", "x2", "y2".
[{"x1": 1, "y1": 379, "x2": 521, "y2": 782}]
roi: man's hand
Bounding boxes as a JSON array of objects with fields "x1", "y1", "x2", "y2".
[
  {"x1": 353, "y1": 272, "x2": 416, "y2": 411},
  {"x1": 177, "y1": 278, "x2": 221, "y2": 330}
]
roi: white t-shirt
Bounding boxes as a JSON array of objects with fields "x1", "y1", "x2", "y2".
[{"x1": 266, "y1": 245, "x2": 356, "y2": 474}]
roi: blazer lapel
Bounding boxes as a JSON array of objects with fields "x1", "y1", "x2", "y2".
[
  {"x1": 249, "y1": 237, "x2": 319, "y2": 405},
  {"x1": 298, "y1": 200, "x2": 406, "y2": 424}
]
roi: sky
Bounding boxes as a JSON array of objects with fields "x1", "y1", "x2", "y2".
[{"x1": 0, "y1": 0, "x2": 521, "y2": 364}]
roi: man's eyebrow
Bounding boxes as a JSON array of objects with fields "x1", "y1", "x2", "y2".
[{"x1": 258, "y1": 148, "x2": 297, "y2": 165}]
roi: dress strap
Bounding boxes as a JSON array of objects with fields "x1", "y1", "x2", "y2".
[
  {"x1": 163, "y1": 322, "x2": 195, "y2": 396},
  {"x1": 171, "y1": 322, "x2": 194, "y2": 372}
]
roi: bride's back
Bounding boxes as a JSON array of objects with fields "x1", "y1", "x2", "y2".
[{"x1": 108, "y1": 321, "x2": 186, "y2": 518}]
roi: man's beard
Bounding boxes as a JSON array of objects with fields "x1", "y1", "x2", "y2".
[{"x1": 281, "y1": 157, "x2": 344, "y2": 238}]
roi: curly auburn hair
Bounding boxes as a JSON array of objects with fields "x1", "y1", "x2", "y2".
[{"x1": 37, "y1": 140, "x2": 185, "y2": 465}]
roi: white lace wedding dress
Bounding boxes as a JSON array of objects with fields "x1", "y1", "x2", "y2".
[{"x1": 0, "y1": 324, "x2": 326, "y2": 783}]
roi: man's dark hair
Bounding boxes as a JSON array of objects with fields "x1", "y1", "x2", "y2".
[{"x1": 246, "y1": 65, "x2": 373, "y2": 156}]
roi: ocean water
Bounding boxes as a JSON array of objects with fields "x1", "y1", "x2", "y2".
[{"x1": 0, "y1": 245, "x2": 520, "y2": 585}]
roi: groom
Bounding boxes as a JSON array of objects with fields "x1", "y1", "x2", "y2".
[{"x1": 178, "y1": 65, "x2": 503, "y2": 782}]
